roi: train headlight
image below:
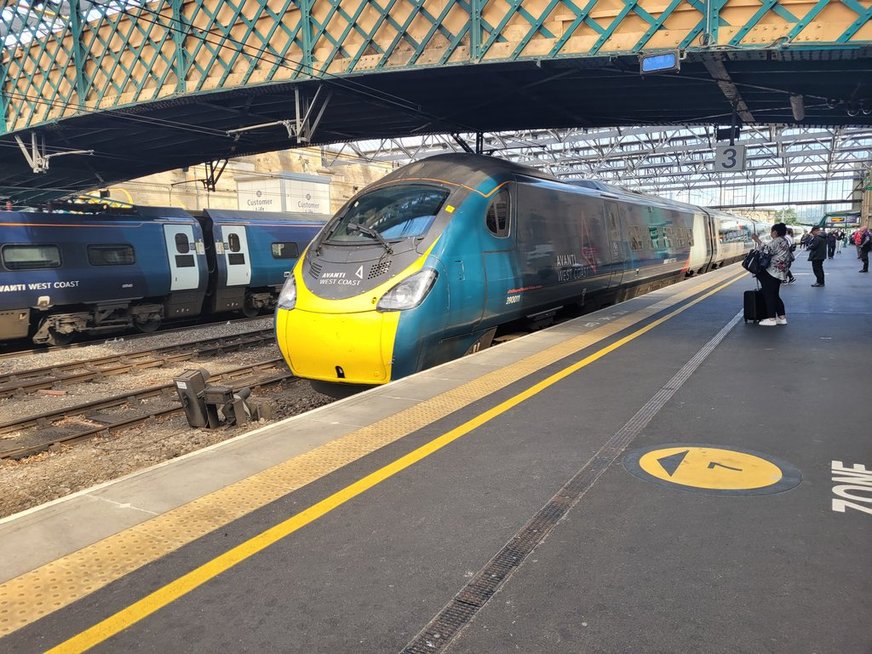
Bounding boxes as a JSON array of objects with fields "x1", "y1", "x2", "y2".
[
  {"x1": 277, "y1": 274, "x2": 297, "y2": 310},
  {"x1": 377, "y1": 269, "x2": 438, "y2": 311}
]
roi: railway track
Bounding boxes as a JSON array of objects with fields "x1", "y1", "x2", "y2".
[
  {"x1": 0, "y1": 358, "x2": 295, "y2": 460},
  {"x1": 0, "y1": 315, "x2": 270, "y2": 361},
  {"x1": 0, "y1": 328, "x2": 275, "y2": 397}
]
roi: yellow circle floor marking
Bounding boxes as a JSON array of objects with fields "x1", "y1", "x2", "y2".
[{"x1": 624, "y1": 445, "x2": 801, "y2": 495}]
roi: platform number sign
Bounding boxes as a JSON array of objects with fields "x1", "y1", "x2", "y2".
[{"x1": 715, "y1": 144, "x2": 747, "y2": 172}]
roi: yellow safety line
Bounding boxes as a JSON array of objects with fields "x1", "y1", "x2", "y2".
[{"x1": 45, "y1": 272, "x2": 743, "y2": 653}]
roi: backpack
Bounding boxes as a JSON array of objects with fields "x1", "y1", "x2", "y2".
[{"x1": 854, "y1": 231, "x2": 863, "y2": 245}]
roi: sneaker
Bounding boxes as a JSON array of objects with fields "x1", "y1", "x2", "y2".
[
  {"x1": 776, "y1": 316, "x2": 787, "y2": 325},
  {"x1": 811, "y1": 283, "x2": 825, "y2": 287},
  {"x1": 787, "y1": 278, "x2": 796, "y2": 284},
  {"x1": 860, "y1": 270, "x2": 868, "y2": 273},
  {"x1": 759, "y1": 318, "x2": 778, "y2": 326}
]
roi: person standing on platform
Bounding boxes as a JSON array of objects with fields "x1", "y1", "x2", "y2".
[
  {"x1": 800, "y1": 231, "x2": 811, "y2": 249},
  {"x1": 784, "y1": 228, "x2": 797, "y2": 283},
  {"x1": 807, "y1": 226, "x2": 827, "y2": 287},
  {"x1": 858, "y1": 226, "x2": 871, "y2": 273},
  {"x1": 826, "y1": 230, "x2": 837, "y2": 258},
  {"x1": 750, "y1": 222, "x2": 792, "y2": 326}
]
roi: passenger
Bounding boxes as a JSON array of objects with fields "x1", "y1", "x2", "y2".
[
  {"x1": 807, "y1": 226, "x2": 827, "y2": 287},
  {"x1": 784, "y1": 228, "x2": 797, "y2": 284},
  {"x1": 750, "y1": 222, "x2": 791, "y2": 326},
  {"x1": 826, "y1": 230, "x2": 837, "y2": 259},
  {"x1": 799, "y1": 231, "x2": 811, "y2": 249},
  {"x1": 858, "y1": 226, "x2": 871, "y2": 273}
]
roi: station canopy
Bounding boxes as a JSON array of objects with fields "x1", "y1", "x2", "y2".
[{"x1": 326, "y1": 126, "x2": 872, "y2": 215}]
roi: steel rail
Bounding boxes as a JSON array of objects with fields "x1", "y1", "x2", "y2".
[
  {"x1": 0, "y1": 370, "x2": 297, "y2": 461},
  {"x1": 0, "y1": 316, "x2": 270, "y2": 361},
  {"x1": 0, "y1": 329, "x2": 275, "y2": 397},
  {"x1": 0, "y1": 358, "x2": 287, "y2": 436}
]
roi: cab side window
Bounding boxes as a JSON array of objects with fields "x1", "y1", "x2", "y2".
[
  {"x1": 1, "y1": 244, "x2": 61, "y2": 270},
  {"x1": 486, "y1": 188, "x2": 511, "y2": 238},
  {"x1": 271, "y1": 242, "x2": 300, "y2": 259}
]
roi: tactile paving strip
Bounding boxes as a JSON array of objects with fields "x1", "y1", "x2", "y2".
[
  {"x1": 0, "y1": 270, "x2": 743, "y2": 638},
  {"x1": 401, "y1": 310, "x2": 745, "y2": 653}
]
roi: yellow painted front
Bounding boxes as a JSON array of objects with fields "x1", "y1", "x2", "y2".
[
  {"x1": 280, "y1": 306, "x2": 400, "y2": 383},
  {"x1": 276, "y1": 242, "x2": 437, "y2": 384},
  {"x1": 639, "y1": 447, "x2": 783, "y2": 490}
]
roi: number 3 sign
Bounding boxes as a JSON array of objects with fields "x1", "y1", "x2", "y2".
[{"x1": 714, "y1": 144, "x2": 747, "y2": 172}]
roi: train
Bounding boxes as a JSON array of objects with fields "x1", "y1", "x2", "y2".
[
  {"x1": 0, "y1": 207, "x2": 327, "y2": 345},
  {"x1": 274, "y1": 153, "x2": 767, "y2": 387}
]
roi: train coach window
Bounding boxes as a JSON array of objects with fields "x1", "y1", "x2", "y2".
[
  {"x1": 1, "y1": 244, "x2": 61, "y2": 270},
  {"x1": 87, "y1": 244, "x2": 135, "y2": 266},
  {"x1": 228, "y1": 233, "x2": 241, "y2": 252},
  {"x1": 271, "y1": 242, "x2": 299, "y2": 259},
  {"x1": 175, "y1": 233, "x2": 190, "y2": 254},
  {"x1": 486, "y1": 189, "x2": 511, "y2": 237}
]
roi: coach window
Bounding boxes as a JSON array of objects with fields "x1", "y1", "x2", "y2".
[
  {"x1": 1, "y1": 244, "x2": 61, "y2": 270},
  {"x1": 486, "y1": 188, "x2": 511, "y2": 237},
  {"x1": 87, "y1": 244, "x2": 135, "y2": 266},
  {"x1": 175, "y1": 233, "x2": 190, "y2": 254},
  {"x1": 271, "y1": 242, "x2": 299, "y2": 259},
  {"x1": 228, "y1": 233, "x2": 241, "y2": 252}
]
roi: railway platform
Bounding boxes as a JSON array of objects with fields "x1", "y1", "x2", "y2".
[{"x1": 1, "y1": 252, "x2": 870, "y2": 653}]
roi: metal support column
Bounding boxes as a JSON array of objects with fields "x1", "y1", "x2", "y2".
[
  {"x1": 171, "y1": 0, "x2": 188, "y2": 93},
  {"x1": 300, "y1": 0, "x2": 314, "y2": 77},
  {"x1": 0, "y1": 60, "x2": 7, "y2": 135},
  {"x1": 471, "y1": 0, "x2": 481, "y2": 62},
  {"x1": 67, "y1": 1, "x2": 89, "y2": 105}
]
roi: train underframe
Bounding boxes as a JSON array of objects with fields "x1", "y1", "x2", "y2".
[{"x1": 22, "y1": 285, "x2": 281, "y2": 346}]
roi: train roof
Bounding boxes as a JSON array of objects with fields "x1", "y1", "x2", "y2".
[
  {"x1": 0, "y1": 206, "x2": 195, "y2": 223},
  {"x1": 201, "y1": 209, "x2": 330, "y2": 224},
  {"x1": 382, "y1": 153, "x2": 558, "y2": 187}
]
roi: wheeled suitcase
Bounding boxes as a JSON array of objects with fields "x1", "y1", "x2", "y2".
[{"x1": 743, "y1": 288, "x2": 767, "y2": 323}]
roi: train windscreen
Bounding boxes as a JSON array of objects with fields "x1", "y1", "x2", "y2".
[{"x1": 327, "y1": 184, "x2": 448, "y2": 244}]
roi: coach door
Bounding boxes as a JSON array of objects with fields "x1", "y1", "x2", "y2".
[
  {"x1": 221, "y1": 225, "x2": 252, "y2": 287},
  {"x1": 604, "y1": 201, "x2": 627, "y2": 288},
  {"x1": 163, "y1": 224, "x2": 201, "y2": 291}
]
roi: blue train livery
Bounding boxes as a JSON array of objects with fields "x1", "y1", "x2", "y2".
[
  {"x1": 0, "y1": 207, "x2": 326, "y2": 344},
  {"x1": 274, "y1": 154, "x2": 765, "y2": 386}
]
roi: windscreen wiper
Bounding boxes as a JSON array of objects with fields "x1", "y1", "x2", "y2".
[{"x1": 347, "y1": 222, "x2": 393, "y2": 254}]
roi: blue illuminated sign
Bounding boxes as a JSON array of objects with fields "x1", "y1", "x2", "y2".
[{"x1": 640, "y1": 52, "x2": 680, "y2": 74}]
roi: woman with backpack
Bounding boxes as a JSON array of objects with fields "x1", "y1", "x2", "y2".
[{"x1": 750, "y1": 222, "x2": 793, "y2": 326}]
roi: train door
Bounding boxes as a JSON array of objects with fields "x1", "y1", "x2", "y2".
[
  {"x1": 482, "y1": 186, "x2": 517, "y2": 322},
  {"x1": 220, "y1": 225, "x2": 252, "y2": 286},
  {"x1": 604, "y1": 201, "x2": 627, "y2": 288},
  {"x1": 163, "y1": 224, "x2": 201, "y2": 291}
]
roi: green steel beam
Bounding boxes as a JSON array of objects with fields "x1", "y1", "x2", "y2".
[
  {"x1": 171, "y1": 0, "x2": 188, "y2": 93},
  {"x1": 591, "y1": 0, "x2": 640, "y2": 55},
  {"x1": 1, "y1": 0, "x2": 871, "y2": 134},
  {"x1": 471, "y1": 0, "x2": 481, "y2": 61},
  {"x1": 301, "y1": 0, "x2": 314, "y2": 77},
  {"x1": 836, "y1": 0, "x2": 872, "y2": 43},
  {"x1": 67, "y1": 0, "x2": 88, "y2": 104},
  {"x1": 0, "y1": 59, "x2": 6, "y2": 135}
]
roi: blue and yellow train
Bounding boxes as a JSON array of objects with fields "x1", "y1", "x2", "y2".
[
  {"x1": 275, "y1": 153, "x2": 765, "y2": 386},
  {"x1": 0, "y1": 207, "x2": 326, "y2": 345}
]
